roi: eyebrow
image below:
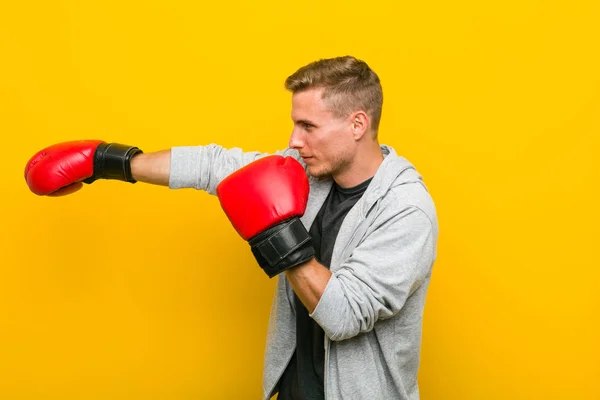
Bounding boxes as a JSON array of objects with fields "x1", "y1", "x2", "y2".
[{"x1": 294, "y1": 119, "x2": 317, "y2": 126}]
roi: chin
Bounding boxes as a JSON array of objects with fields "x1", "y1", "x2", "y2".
[{"x1": 307, "y1": 164, "x2": 332, "y2": 180}]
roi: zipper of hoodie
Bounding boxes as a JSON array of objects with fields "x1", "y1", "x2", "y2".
[
  {"x1": 324, "y1": 335, "x2": 330, "y2": 400},
  {"x1": 265, "y1": 279, "x2": 298, "y2": 400},
  {"x1": 265, "y1": 348, "x2": 296, "y2": 400}
]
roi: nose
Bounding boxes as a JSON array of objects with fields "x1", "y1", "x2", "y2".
[{"x1": 288, "y1": 128, "x2": 305, "y2": 150}]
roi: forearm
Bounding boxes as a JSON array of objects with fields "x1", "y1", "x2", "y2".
[
  {"x1": 130, "y1": 150, "x2": 171, "y2": 186},
  {"x1": 285, "y1": 258, "x2": 332, "y2": 313}
]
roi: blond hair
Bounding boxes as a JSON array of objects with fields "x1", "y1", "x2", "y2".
[{"x1": 285, "y1": 56, "x2": 383, "y2": 135}]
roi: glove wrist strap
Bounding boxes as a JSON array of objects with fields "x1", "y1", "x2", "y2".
[
  {"x1": 84, "y1": 142, "x2": 143, "y2": 183},
  {"x1": 249, "y1": 218, "x2": 315, "y2": 278}
]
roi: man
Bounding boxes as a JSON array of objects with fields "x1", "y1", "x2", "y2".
[{"x1": 24, "y1": 56, "x2": 438, "y2": 400}]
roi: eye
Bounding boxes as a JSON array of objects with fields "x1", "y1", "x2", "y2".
[{"x1": 302, "y1": 122, "x2": 314, "y2": 130}]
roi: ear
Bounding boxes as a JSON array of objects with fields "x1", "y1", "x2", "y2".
[{"x1": 350, "y1": 111, "x2": 370, "y2": 141}]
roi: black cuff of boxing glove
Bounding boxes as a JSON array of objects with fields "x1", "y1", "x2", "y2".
[
  {"x1": 84, "y1": 142, "x2": 143, "y2": 184},
  {"x1": 249, "y1": 217, "x2": 315, "y2": 278}
]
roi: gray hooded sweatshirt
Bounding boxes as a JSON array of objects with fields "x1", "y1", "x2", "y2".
[{"x1": 169, "y1": 144, "x2": 439, "y2": 400}]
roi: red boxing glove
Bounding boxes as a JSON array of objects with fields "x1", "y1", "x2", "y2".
[
  {"x1": 24, "y1": 140, "x2": 142, "y2": 196},
  {"x1": 217, "y1": 155, "x2": 314, "y2": 277}
]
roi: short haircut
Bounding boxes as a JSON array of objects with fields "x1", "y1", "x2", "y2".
[{"x1": 285, "y1": 56, "x2": 383, "y2": 134}]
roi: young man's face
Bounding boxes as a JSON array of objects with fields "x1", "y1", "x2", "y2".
[{"x1": 288, "y1": 88, "x2": 356, "y2": 179}]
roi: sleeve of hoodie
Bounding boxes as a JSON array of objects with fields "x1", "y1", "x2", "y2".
[
  {"x1": 309, "y1": 200, "x2": 436, "y2": 341},
  {"x1": 168, "y1": 144, "x2": 300, "y2": 194}
]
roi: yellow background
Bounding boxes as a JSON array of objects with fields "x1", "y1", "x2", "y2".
[{"x1": 1, "y1": 0, "x2": 598, "y2": 399}]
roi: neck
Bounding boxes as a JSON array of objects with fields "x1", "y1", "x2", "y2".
[{"x1": 333, "y1": 142, "x2": 384, "y2": 188}]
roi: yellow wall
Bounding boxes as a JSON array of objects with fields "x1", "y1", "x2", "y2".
[{"x1": 1, "y1": 1, "x2": 598, "y2": 399}]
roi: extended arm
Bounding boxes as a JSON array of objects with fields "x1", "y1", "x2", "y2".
[{"x1": 130, "y1": 149, "x2": 171, "y2": 186}]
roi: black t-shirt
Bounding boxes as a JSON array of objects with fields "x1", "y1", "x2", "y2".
[{"x1": 277, "y1": 177, "x2": 373, "y2": 400}]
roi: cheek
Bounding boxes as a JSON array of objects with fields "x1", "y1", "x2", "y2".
[
  {"x1": 305, "y1": 135, "x2": 321, "y2": 156},
  {"x1": 311, "y1": 139, "x2": 331, "y2": 161},
  {"x1": 310, "y1": 132, "x2": 335, "y2": 155},
  {"x1": 324, "y1": 132, "x2": 352, "y2": 159},
  {"x1": 310, "y1": 127, "x2": 351, "y2": 161}
]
